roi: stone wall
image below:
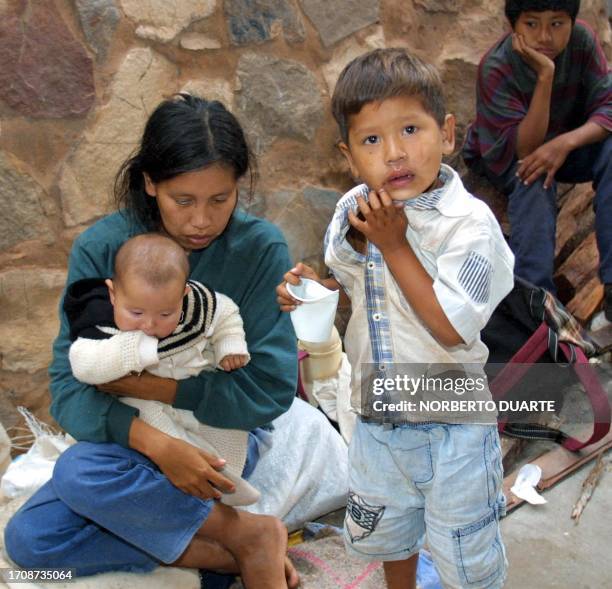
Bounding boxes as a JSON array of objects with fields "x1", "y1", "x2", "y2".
[{"x1": 0, "y1": 0, "x2": 610, "y2": 433}]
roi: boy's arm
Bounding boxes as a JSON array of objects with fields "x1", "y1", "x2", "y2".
[
  {"x1": 69, "y1": 331, "x2": 159, "y2": 385},
  {"x1": 517, "y1": 121, "x2": 609, "y2": 188},
  {"x1": 383, "y1": 245, "x2": 463, "y2": 347},
  {"x1": 348, "y1": 190, "x2": 463, "y2": 347},
  {"x1": 513, "y1": 33, "x2": 555, "y2": 159}
]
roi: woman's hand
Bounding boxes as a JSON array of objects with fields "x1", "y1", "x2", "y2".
[
  {"x1": 156, "y1": 437, "x2": 236, "y2": 500},
  {"x1": 98, "y1": 372, "x2": 177, "y2": 404},
  {"x1": 348, "y1": 188, "x2": 408, "y2": 255},
  {"x1": 130, "y1": 419, "x2": 235, "y2": 500},
  {"x1": 275, "y1": 262, "x2": 323, "y2": 312}
]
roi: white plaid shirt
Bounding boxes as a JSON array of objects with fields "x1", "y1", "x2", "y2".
[{"x1": 324, "y1": 164, "x2": 515, "y2": 416}]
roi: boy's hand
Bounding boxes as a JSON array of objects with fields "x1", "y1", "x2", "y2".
[
  {"x1": 512, "y1": 33, "x2": 555, "y2": 79},
  {"x1": 219, "y1": 354, "x2": 249, "y2": 371},
  {"x1": 516, "y1": 135, "x2": 572, "y2": 188},
  {"x1": 348, "y1": 188, "x2": 408, "y2": 254},
  {"x1": 276, "y1": 262, "x2": 322, "y2": 312}
]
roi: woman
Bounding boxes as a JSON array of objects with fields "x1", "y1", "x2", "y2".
[{"x1": 4, "y1": 95, "x2": 301, "y2": 588}]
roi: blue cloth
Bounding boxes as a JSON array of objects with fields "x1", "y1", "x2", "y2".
[
  {"x1": 4, "y1": 437, "x2": 260, "y2": 577},
  {"x1": 487, "y1": 136, "x2": 612, "y2": 292},
  {"x1": 417, "y1": 550, "x2": 443, "y2": 589}
]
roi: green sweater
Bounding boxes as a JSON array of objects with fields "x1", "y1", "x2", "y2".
[{"x1": 49, "y1": 210, "x2": 297, "y2": 447}]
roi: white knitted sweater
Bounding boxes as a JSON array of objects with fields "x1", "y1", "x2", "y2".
[
  {"x1": 68, "y1": 292, "x2": 256, "y2": 505},
  {"x1": 69, "y1": 292, "x2": 249, "y2": 383}
]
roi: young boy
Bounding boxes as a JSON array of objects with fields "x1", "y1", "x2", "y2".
[
  {"x1": 64, "y1": 232, "x2": 258, "y2": 506},
  {"x1": 277, "y1": 48, "x2": 514, "y2": 588},
  {"x1": 463, "y1": 0, "x2": 611, "y2": 317}
]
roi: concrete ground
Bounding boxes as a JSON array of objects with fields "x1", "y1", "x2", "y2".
[
  {"x1": 314, "y1": 454, "x2": 611, "y2": 589},
  {"x1": 501, "y1": 355, "x2": 612, "y2": 588},
  {"x1": 501, "y1": 454, "x2": 611, "y2": 589}
]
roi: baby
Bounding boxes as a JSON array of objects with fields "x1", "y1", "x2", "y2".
[{"x1": 64, "y1": 232, "x2": 258, "y2": 505}]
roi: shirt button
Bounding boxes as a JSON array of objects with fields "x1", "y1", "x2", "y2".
[
  {"x1": 379, "y1": 364, "x2": 386, "y2": 371},
  {"x1": 373, "y1": 313, "x2": 381, "y2": 321},
  {"x1": 367, "y1": 261, "x2": 375, "y2": 269}
]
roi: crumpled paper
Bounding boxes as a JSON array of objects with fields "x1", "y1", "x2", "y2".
[{"x1": 511, "y1": 463, "x2": 547, "y2": 505}]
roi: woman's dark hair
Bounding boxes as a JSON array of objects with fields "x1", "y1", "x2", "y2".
[
  {"x1": 115, "y1": 93, "x2": 255, "y2": 230},
  {"x1": 505, "y1": 0, "x2": 580, "y2": 27}
]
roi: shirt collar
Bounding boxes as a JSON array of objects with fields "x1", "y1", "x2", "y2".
[
  {"x1": 403, "y1": 164, "x2": 470, "y2": 218},
  {"x1": 404, "y1": 165, "x2": 453, "y2": 211},
  {"x1": 338, "y1": 164, "x2": 470, "y2": 219}
]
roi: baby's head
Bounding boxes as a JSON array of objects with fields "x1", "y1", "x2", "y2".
[
  {"x1": 331, "y1": 48, "x2": 455, "y2": 201},
  {"x1": 106, "y1": 233, "x2": 190, "y2": 338}
]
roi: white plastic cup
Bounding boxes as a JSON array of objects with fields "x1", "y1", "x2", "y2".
[{"x1": 286, "y1": 278, "x2": 339, "y2": 343}]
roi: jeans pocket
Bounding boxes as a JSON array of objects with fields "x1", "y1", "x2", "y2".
[{"x1": 452, "y1": 510, "x2": 505, "y2": 586}]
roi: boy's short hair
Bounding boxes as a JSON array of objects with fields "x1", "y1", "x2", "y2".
[
  {"x1": 505, "y1": 0, "x2": 580, "y2": 27},
  {"x1": 114, "y1": 233, "x2": 189, "y2": 289},
  {"x1": 331, "y1": 48, "x2": 446, "y2": 144}
]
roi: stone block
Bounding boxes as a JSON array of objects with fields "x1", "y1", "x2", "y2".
[
  {"x1": 59, "y1": 48, "x2": 178, "y2": 227},
  {"x1": 268, "y1": 187, "x2": 340, "y2": 266},
  {"x1": 321, "y1": 28, "x2": 386, "y2": 95},
  {"x1": 120, "y1": 0, "x2": 216, "y2": 43},
  {"x1": 179, "y1": 32, "x2": 222, "y2": 50},
  {"x1": 414, "y1": 0, "x2": 461, "y2": 12},
  {"x1": 0, "y1": 151, "x2": 54, "y2": 250},
  {"x1": 75, "y1": 0, "x2": 120, "y2": 61},
  {"x1": 180, "y1": 80, "x2": 234, "y2": 108},
  {"x1": 300, "y1": 0, "x2": 380, "y2": 47},
  {"x1": 0, "y1": 268, "x2": 66, "y2": 373},
  {"x1": 0, "y1": 1, "x2": 94, "y2": 118},
  {"x1": 236, "y1": 54, "x2": 323, "y2": 154},
  {"x1": 225, "y1": 0, "x2": 305, "y2": 45}
]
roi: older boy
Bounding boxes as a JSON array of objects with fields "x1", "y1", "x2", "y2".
[
  {"x1": 463, "y1": 0, "x2": 611, "y2": 317},
  {"x1": 277, "y1": 49, "x2": 514, "y2": 588}
]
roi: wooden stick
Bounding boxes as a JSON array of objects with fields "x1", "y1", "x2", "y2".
[{"x1": 571, "y1": 454, "x2": 607, "y2": 523}]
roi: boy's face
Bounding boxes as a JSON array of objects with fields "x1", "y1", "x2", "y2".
[
  {"x1": 339, "y1": 95, "x2": 455, "y2": 201},
  {"x1": 106, "y1": 276, "x2": 188, "y2": 339},
  {"x1": 513, "y1": 11, "x2": 572, "y2": 60}
]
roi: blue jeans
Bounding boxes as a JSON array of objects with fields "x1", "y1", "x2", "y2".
[
  {"x1": 486, "y1": 136, "x2": 612, "y2": 292},
  {"x1": 4, "y1": 436, "x2": 259, "y2": 576},
  {"x1": 344, "y1": 420, "x2": 507, "y2": 589}
]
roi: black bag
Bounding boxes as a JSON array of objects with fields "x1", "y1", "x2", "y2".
[{"x1": 482, "y1": 277, "x2": 610, "y2": 450}]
